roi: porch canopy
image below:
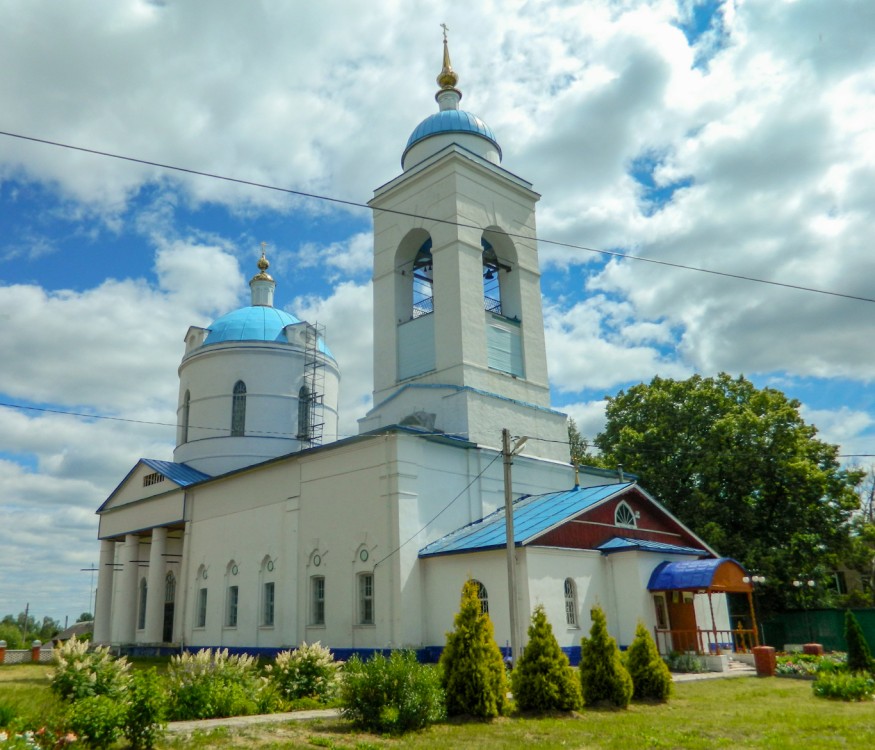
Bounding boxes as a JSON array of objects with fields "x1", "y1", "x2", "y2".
[{"x1": 647, "y1": 558, "x2": 752, "y2": 593}]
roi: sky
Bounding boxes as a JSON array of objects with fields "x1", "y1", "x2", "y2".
[{"x1": 1, "y1": 0, "x2": 874, "y2": 626}]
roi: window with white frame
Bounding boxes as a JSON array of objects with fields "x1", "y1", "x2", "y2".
[
  {"x1": 473, "y1": 579, "x2": 489, "y2": 615},
  {"x1": 615, "y1": 501, "x2": 637, "y2": 528},
  {"x1": 196, "y1": 588, "x2": 208, "y2": 628},
  {"x1": 358, "y1": 573, "x2": 374, "y2": 625},
  {"x1": 137, "y1": 578, "x2": 148, "y2": 630},
  {"x1": 226, "y1": 585, "x2": 239, "y2": 627},
  {"x1": 262, "y1": 581, "x2": 275, "y2": 626},
  {"x1": 564, "y1": 578, "x2": 578, "y2": 627},
  {"x1": 311, "y1": 576, "x2": 325, "y2": 625}
]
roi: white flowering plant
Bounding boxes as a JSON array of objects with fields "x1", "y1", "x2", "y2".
[
  {"x1": 265, "y1": 642, "x2": 339, "y2": 703},
  {"x1": 49, "y1": 637, "x2": 131, "y2": 702}
]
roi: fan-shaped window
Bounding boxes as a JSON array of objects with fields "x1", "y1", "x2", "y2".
[
  {"x1": 181, "y1": 390, "x2": 190, "y2": 444},
  {"x1": 137, "y1": 578, "x2": 148, "y2": 630},
  {"x1": 231, "y1": 381, "x2": 246, "y2": 437},
  {"x1": 564, "y1": 578, "x2": 578, "y2": 627},
  {"x1": 615, "y1": 501, "x2": 637, "y2": 528},
  {"x1": 412, "y1": 237, "x2": 434, "y2": 318},
  {"x1": 473, "y1": 579, "x2": 489, "y2": 615},
  {"x1": 297, "y1": 385, "x2": 310, "y2": 440}
]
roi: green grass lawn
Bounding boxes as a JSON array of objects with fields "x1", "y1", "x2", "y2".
[{"x1": 2, "y1": 665, "x2": 873, "y2": 750}]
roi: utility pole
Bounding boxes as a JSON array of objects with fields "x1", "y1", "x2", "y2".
[{"x1": 503, "y1": 428, "x2": 528, "y2": 667}]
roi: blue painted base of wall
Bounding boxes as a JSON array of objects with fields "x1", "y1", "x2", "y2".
[{"x1": 121, "y1": 643, "x2": 585, "y2": 667}]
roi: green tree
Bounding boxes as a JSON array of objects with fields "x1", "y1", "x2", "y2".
[
  {"x1": 0, "y1": 622, "x2": 25, "y2": 649},
  {"x1": 439, "y1": 579, "x2": 507, "y2": 718},
  {"x1": 511, "y1": 605, "x2": 582, "y2": 712},
  {"x1": 845, "y1": 610, "x2": 873, "y2": 674},
  {"x1": 625, "y1": 621, "x2": 672, "y2": 701},
  {"x1": 594, "y1": 374, "x2": 863, "y2": 612},
  {"x1": 77, "y1": 612, "x2": 94, "y2": 623},
  {"x1": 579, "y1": 606, "x2": 632, "y2": 708}
]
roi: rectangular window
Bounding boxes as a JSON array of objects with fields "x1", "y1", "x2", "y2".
[
  {"x1": 196, "y1": 588, "x2": 208, "y2": 628},
  {"x1": 263, "y1": 582, "x2": 275, "y2": 626},
  {"x1": 358, "y1": 573, "x2": 374, "y2": 625},
  {"x1": 226, "y1": 585, "x2": 239, "y2": 628},
  {"x1": 311, "y1": 576, "x2": 325, "y2": 625}
]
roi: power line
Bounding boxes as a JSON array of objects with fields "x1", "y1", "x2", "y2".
[{"x1": 2, "y1": 129, "x2": 874, "y2": 305}]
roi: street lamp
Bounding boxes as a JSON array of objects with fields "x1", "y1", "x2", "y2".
[{"x1": 792, "y1": 579, "x2": 816, "y2": 642}]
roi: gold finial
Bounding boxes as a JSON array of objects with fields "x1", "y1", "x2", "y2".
[
  {"x1": 436, "y1": 22, "x2": 459, "y2": 90},
  {"x1": 252, "y1": 242, "x2": 273, "y2": 281}
]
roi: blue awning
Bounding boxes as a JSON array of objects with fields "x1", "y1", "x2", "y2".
[{"x1": 647, "y1": 558, "x2": 751, "y2": 592}]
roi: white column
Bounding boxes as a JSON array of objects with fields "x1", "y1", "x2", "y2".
[
  {"x1": 144, "y1": 528, "x2": 167, "y2": 643},
  {"x1": 117, "y1": 534, "x2": 141, "y2": 643},
  {"x1": 92, "y1": 540, "x2": 117, "y2": 644}
]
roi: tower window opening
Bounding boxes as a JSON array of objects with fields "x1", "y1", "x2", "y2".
[
  {"x1": 231, "y1": 381, "x2": 246, "y2": 437},
  {"x1": 411, "y1": 237, "x2": 434, "y2": 318},
  {"x1": 482, "y1": 238, "x2": 509, "y2": 315},
  {"x1": 181, "y1": 389, "x2": 190, "y2": 444}
]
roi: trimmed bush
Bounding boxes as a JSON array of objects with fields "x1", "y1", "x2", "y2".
[
  {"x1": 440, "y1": 579, "x2": 508, "y2": 718},
  {"x1": 626, "y1": 621, "x2": 672, "y2": 701},
  {"x1": 511, "y1": 605, "x2": 582, "y2": 712},
  {"x1": 166, "y1": 648, "x2": 265, "y2": 720},
  {"x1": 66, "y1": 694, "x2": 126, "y2": 749},
  {"x1": 579, "y1": 605, "x2": 633, "y2": 708},
  {"x1": 845, "y1": 610, "x2": 873, "y2": 674},
  {"x1": 813, "y1": 670, "x2": 875, "y2": 702},
  {"x1": 339, "y1": 651, "x2": 445, "y2": 733},
  {"x1": 266, "y1": 641, "x2": 339, "y2": 703},
  {"x1": 50, "y1": 637, "x2": 131, "y2": 702},
  {"x1": 124, "y1": 668, "x2": 167, "y2": 750}
]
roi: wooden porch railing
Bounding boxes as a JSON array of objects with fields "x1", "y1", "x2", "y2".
[{"x1": 653, "y1": 626, "x2": 758, "y2": 656}]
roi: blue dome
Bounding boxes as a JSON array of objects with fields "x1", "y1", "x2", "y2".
[
  {"x1": 203, "y1": 306, "x2": 334, "y2": 358},
  {"x1": 403, "y1": 109, "x2": 501, "y2": 162}
]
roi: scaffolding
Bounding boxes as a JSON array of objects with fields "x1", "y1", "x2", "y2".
[{"x1": 298, "y1": 322, "x2": 326, "y2": 447}]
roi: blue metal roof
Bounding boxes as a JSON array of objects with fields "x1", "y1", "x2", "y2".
[
  {"x1": 404, "y1": 110, "x2": 502, "y2": 161},
  {"x1": 598, "y1": 537, "x2": 707, "y2": 556},
  {"x1": 141, "y1": 459, "x2": 211, "y2": 487},
  {"x1": 647, "y1": 558, "x2": 744, "y2": 591},
  {"x1": 419, "y1": 483, "x2": 634, "y2": 558},
  {"x1": 202, "y1": 306, "x2": 334, "y2": 358}
]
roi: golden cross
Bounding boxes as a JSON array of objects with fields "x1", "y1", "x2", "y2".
[{"x1": 440, "y1": 22, "x2": 449, "y2": 42}]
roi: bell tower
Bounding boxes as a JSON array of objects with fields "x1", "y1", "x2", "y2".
[{"x1": 358, "y1": 36, "x2": 568, "y2": 462}]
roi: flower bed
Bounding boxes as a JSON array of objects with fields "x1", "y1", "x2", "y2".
[{"x1": 775, "y1": 652, "x2": 846, "y2": 678}]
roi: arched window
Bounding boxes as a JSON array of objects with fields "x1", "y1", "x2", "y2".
[
  {"x1": 181, "y1": 389, "x2": 190, "y2": 444},
  {"x1": 231, "y1": 381, "x2": 246, "y2": 437},
  {"x1": 615, "y1": 501, "x2": 637, "y2": 528},
  {"x1": 473, "y1": 579, "x2": 489, "y2": 615},
  {"x1": 564, "y1": 578, "x2": 578, "y2": 627},
  {"x1": 165, "y1": 571, "x2": 176, "y2": 604},
  {"x1": 481, "y1": 238, "x2": 503, "y2": 314},
  {"x1": 297, "y1": 385, "x2": 311, "y2": 440},
  {"x1": 358, "y1": 573, "x2": 374, "y2": 625},
  {"x1": 137, "y1": 578, "x2": 148, "y2": 630},
  {"x1": 411, "y1": 237, "x2": 434, "y2": 318}
]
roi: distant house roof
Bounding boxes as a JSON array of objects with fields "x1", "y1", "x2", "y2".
[
  {"x1": 419, "y1": 483, "x2": 634, "y2": 557},
  {"x1": 597, "y1": 537, "x2": 707, "y2": 556},
  {"x1": 647, "y1": 558, "x2": 751, "y2": 592},
  {"x1": 54, "y1": 620, "x2": 93, "y2": 642},
  {"x1": 141, "y1": 459, "x2": 211, "y2": 487}
]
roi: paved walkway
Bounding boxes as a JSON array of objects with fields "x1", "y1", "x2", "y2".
[{"x1": 165, "y1": 666, "x2": 758, "y2": 734}]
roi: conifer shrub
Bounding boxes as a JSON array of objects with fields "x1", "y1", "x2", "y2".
[
  {"x1": 845, "y1": 609, "x2": 874, "y2": 674},
  {"x1": 440, "y1": 579, "x2": 508, "y2": 718},
  {"x1": 579, "y1": 605, "x2": 633, "y2": 708},
  {"x1": 511, "y1": 605, "x2": 582, "y2": 712},
  {"x1": 50, "y1": 637, "x2": 131, "y2": 702},
  {"x1": 625, "y1": 621, "x2": 672, "y2": 701},
  {"x1": 265, "y1": 641, "x2": 339, "y2": 703},
  {"x1": 124, "y1": 668, "x2": 167, "y2": 750},
  {"x1": 339, "y1": 651, "x2": 445, "y2": 733}
]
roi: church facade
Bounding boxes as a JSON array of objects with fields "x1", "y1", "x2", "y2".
[{"x1": 93, "y1": 41, "x2": 745, "y2": 661}]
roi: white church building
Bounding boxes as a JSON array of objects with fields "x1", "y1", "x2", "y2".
[{"x1": 93, "y1": 40, "x2": 752, "y2": 663}]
